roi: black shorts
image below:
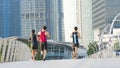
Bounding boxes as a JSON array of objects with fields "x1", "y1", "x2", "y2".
[
  {"x1": 41, "y1": 42, "x2": 47, "y2": 51},
  {"x1": 72, "y1": 44, "x2": 79, "y2": 51},
  {"x1": 31, "y1": 44, "x2": 38, "y2": 50},
  {"x1": 73, "y1": 44, "x2": 79, "y2": 48}
]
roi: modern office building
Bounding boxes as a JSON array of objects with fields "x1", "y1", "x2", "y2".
[
  {"x1": 46, "y1": 0, "x2": 65, "y2": 42},
  {"x1": 21, "y1": 0, "x2": 46, "y2": 38},
  {"x1": 92, "y1": 0, "x2": 120, "y2": 41},
  {"x1": 92, "y1": 0, "x2": 106, "y2": 41},
  {"x1": 47, "y1": 41, "x2": 87, "y2": 60},
  {"x1": 21, "y1": 0, "x2": 65, "y2": 41},
  {"x1": 46, "y1": 40, "x2": 72, "y2": 60},
  {"x1": 105, "y1": 0, "x2": 120, "y2": 28},
  {"x1": 0, "y1": 0, "x2": 21, "y2": 38},
  {"x1": 76, "y1": 0, "x2": 94, "y2": 47}
]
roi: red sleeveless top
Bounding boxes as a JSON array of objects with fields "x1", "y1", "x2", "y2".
[{"x1": 40, "y1": 31, "x2": 47, "y2": 42}]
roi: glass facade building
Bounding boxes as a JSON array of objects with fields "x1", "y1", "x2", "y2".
[
  {"x1": 21, "y1": 0, "x2": 46, "y2": 38},
  {"x1": 46, "y1": 0, "x2": 65, "y2": 42},
  {"x1": 46, "y1": 40, "x2": 72, "y2": 60},
  {"x1": 0, "y1": 0, "x2": 21, "y2": 38},
  {"x1": 92, "y1": 0, "x2": 106, "y2": 41},
  {"x1": 105, "y1": 0, "x2": 120, "y2": 28},
  {"x1": 21, "y1": 0, "x2": 65, "y2": 42},
  {"x1": 76, "y1": 0, "x2": 93, "y2": 47}
]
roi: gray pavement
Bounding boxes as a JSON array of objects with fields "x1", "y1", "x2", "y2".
[{"x1": 0, "y1": 58, "x2": 120, "y2": 68}]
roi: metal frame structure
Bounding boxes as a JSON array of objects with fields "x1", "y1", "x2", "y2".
[
  {"x1": 91, "y1": 13, "x2": 120, "y2": 58},
  {"x1": 109, "y1": 13, "x2": 120, "y2": 38}
]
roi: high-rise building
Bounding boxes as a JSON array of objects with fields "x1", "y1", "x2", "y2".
[
  {"x1": 92, "y1": 0, "x2": 120, "y2": 41},
  {"x1": 21, "y1": 0, "x2": 65, "y2": 41},
  {"x1": 92, "y1": 0, "x2": 106, "y2": 41},
  {"x1": 105, "y1": 0, "x2": 120, "y2": 28},
  {"x1": 46, "y1": 0, "x2": 64, "y2": 41},
  {"x1": 0, "y1": 0, "x2": 21, "y2": 38},
  {"x1": 76, "y1": 0, "x2": 93, "y2": 47},
  {"x1": 21, "y1": 0, "x2": 46, "y2": 38}
]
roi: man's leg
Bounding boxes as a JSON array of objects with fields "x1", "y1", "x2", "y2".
[
  {"x1": 34, "y1": 49, "x2": 37, "y2": 58},
  {"x1": 72, "y1": 51, "x2": 75, "y2": 59},
  {"x1": 40, "y1": 43, "x2": 43, "y2": 55},
  {"x1": 74, "y1": 46, "x2": 78, "y2": 59},
  {"x1": 32, "y1": 50, "x2": 35, "y2": 60},
  {"x1": 43, "y1": 50, "x2": 47, "y2": 60},
  {"x1": 41, "y1": 51, "x2": 43, "y2": 55},
  {"x1": 40, "y1": 42, "x2": 44, "y2": 59},
  {"x1": 72, "y1": 46, "x2": 75, "y2": 59},
  {"x1": 43, "y1": 42, "x2": 47, "y2": 61},
  {"x1": 31, "y1": 44, "x2": 35, "y2": 60}
]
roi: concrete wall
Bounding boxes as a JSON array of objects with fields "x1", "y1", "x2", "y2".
[{"x1": 0, "y1": 38, "x2": 31, "y2": 62}]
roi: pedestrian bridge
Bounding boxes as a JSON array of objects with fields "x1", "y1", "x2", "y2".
[
  {"x1": 0, "y1": 58, "x2": 120, "y2": 68},
  {"x1": 0, "y1": 36, "x2": 120, "y2": 68}
]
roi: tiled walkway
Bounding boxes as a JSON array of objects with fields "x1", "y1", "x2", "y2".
[{"x1": 0, "y1": 58, "x2": 120, "y2": 68}]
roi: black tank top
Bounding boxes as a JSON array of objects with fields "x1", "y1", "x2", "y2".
[
  {"x1": 31, "y1": 34, "x2": 37, "y2": 45},
  {"x1": 72, "y1": 32, "x2": 79, "y2": 45}
]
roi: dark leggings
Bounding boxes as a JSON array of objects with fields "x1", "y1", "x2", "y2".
[{"x1": 41, "y1": 42, "x2": 47, "y2": 51}]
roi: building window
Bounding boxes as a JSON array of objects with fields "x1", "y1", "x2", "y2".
[
  {"x1": 54, "y1": 46, "x2": 59, "y2": 53},
  {"x1": 40, "y1": 13, "x2": 43, "y2": 18},
  {"x1": 31, "y1": 13, "x2": 34, "y2": 18},
  {"x1": 26, "y1": 14, "x2": 29, "y2": 19},
  {"x1": 60, "y1": 47, "x2": 64, "y2": 53},
  {"x1": 35, "y1": 13, "x2": 39, "y2": 18}
]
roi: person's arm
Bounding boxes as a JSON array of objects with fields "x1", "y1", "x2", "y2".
[
  {"x1": 37, "y1": 31, "x2": 40, "y2": 41},
  {"x1": 77, "y1": 32, "x2": 81, "y2": 38},
  {"x1": 28, "y1": 34, "x2": 32, "y2": 43},
  {"x1": 77, "y1": 32, "x2": 83, "y2": 41},
  {"x1": 46, "y1": 32, "x2": 50, "y2": 39},
  {"x1": 70, "y1": 32, "x2": 73, "y2": 38}
]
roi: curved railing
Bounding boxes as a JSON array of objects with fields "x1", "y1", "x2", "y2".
[
  {"x1": 0, "y1": 37, "x2": 31, "y2": 62},
  {"x1": 89, "y1": 13, "x2": 120, "y2": 58}
]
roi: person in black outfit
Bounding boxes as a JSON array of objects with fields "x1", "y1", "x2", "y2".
[
  {"x1": 70, "y1": 27, "x2": 81, "y2": 59},
  {"x1": 28, "y1": 29, "x2": 38, "y2": 60}
]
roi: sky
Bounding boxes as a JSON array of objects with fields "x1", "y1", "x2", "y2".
[{"x1": 63, "y1": 0, "x2": 77, "y2": 42}]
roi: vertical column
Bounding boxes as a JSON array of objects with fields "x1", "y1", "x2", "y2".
[
  {"x1": 58, "y1": 46, "x2": 61, "y2": 59},
  {"x1": 5, "y1": 40, "x2": 12, "y2": 62},
  {"x1": 12, "y1": 40, "x2": 17, "y2": 61},
  {"x1": 9, "y1": 40, "x2": 15, "y2": 62},
  {"x1": 16, "y1": 40, "x2": 22, "y2": 61},
  {"x1": 0, "y1": 39, "x2": 3, "y2": 62},
  {"x1": 1, "y1": 38, "x2": 31, "y2": 62},
  {"x1": 0, "y1": 39, "x2": 3, "y2": 51},
  {"x1": 64, "y1": 47, "x2": 67, "y2": 59},
  {"x1": 15, "y1": 41, "x2": 21, "y2": 61},
  {"x1": 1, "y1": 39, "x2": 8, "y2": 62}
]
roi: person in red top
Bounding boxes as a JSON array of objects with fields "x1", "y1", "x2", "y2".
[{"x1": 37, "y1": 26, "x2": 50, "y2": 61}]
